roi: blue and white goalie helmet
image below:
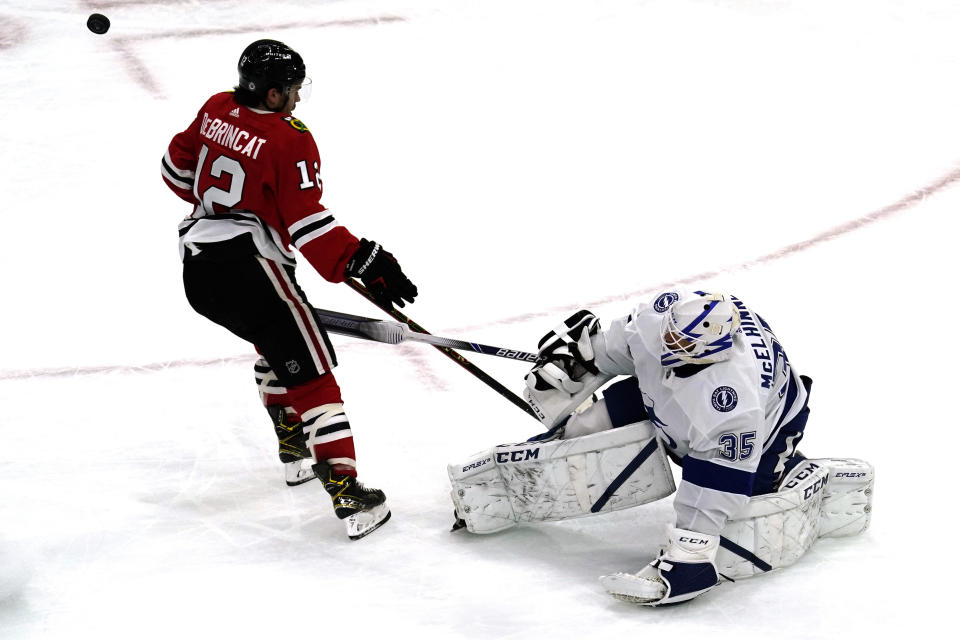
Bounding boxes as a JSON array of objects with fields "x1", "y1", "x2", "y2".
[{"x1": 660, "y1": 292, "x2": 741, "y2": 366}]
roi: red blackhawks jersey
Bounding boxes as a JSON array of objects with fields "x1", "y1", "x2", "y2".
[{"x1": 161, "y1": 92, "x2": 359, "y2": 282}]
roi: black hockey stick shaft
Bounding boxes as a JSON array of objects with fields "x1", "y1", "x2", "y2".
[
  {"x1": 345, "y1": 278, "x2": 540, "y2": 421},
  {"x1": 312, "y1": 307, "x2": 539, "y2": 363}
]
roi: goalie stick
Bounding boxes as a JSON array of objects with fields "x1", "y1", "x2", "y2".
[
  {"x1": 312, "y1": 307, "x2": 539, "y2": 363},
  {"x1": 345, "y1": 278, "x2": 540, "y2": 421}
]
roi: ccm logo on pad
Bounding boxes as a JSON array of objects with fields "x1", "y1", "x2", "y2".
[{"x1": 496, "y1": 448, "x2": 540, "y2": 463}]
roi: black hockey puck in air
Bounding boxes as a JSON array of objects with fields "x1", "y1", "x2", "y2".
[{"x1": 87, "y1": 13, "x2": 110, "y2": 35}]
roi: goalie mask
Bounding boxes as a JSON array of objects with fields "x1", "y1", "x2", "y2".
[{"x1": 660, "y1": 293, "x2": 741, "y2": 367}]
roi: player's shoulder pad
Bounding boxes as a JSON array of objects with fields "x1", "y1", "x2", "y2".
[{"x1": 282, "y1": 116, "x2": 310, "y2": 133}]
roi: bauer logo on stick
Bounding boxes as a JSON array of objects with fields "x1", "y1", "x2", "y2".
[{"x1": 87, "y1": 13, "x2": 110, "y2": 35}]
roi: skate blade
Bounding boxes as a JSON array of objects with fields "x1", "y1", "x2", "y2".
[
  {"x1": 284, "y1": 462, "x2": 316, "y2": 486},
  {"x1": 286, "y1": 473, "x2": 316, "y2": 487},
  {"x1": 346, "y1": 503, "x2": 391, "y2": 540}
]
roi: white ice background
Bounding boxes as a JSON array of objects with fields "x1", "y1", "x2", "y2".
[{"x1": 1, "y1": 0, "x2": 957, "y2": 637}]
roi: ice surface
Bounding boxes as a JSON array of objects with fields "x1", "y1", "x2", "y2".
[{"x1": 1, "y1": 0, "x2": 956, "y2": 637}]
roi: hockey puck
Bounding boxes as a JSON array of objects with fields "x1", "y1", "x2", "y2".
[{"x1": 86, "y1": 13, "x2": 110, "y2": 35}]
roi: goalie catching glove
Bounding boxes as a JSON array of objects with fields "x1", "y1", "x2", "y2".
[
  {"x1": 345, "y1": 238, "x2": 418, "y2": 308},
  {"x1": 600, "y1": 526, "x2": 721, "y2": 606},
  {"x1": 524, "y1": 310, "x2": 612, "y2": 428},
  {"x1": 526, "y1": 310, "x2": 600, "y2": 394}
]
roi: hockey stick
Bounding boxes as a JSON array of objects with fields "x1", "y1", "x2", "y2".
[
  {"x1": 344, "y1": 278, "x2": 540, "y2": 421},
  {"x1": 312, "y1": 307, "x2": 539, "y2": 363}
]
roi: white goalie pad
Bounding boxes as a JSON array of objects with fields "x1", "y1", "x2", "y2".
[
  {"x1": 816, "y1": 457, "x2": 875, "y2": 538},
  {"x1": 448, "y1": 421, "x2": 676, "y2": 534},
  {"x1": 717, "y1": 460, "x2": 827, "y2": 580},
  {"x1": 716, "y1": 458, "x2": 874, "y2": 580}
]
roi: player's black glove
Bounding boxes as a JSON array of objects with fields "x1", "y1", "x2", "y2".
[{"x1": 345, "y1": 238, "x2": 418, "y2": 308}]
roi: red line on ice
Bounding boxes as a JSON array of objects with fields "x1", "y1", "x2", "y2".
[
  {"x1": 452, "y1": 163, "x2": 960, "y2": 334},
  {"x1": 4, "y1": 165, "x2": 959, "y2": 381}
]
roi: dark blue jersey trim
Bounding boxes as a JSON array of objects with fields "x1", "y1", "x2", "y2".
[{"x1": 683, "y1": 456, "x2": 755, "y2": 496}]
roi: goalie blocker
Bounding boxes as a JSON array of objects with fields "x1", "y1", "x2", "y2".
[{"x1": 449, "y1": 422, "x2": 874, "y2": 579}]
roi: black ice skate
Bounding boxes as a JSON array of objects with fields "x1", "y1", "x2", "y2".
[
  {"x1": 312, "y1": 461, "x2": 391, "y2": 540},
  {"x1": 266, "y1": 405, "x2": 316, "y2": 486}
]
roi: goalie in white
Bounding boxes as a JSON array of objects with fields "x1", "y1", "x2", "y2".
[{"x1": 518, "y1": 288, "x2": 872, "y2": 606}]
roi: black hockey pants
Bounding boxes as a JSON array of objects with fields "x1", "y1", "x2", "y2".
[{"x1": 181, "y1": 234, "x2": 337, "y2": 389}]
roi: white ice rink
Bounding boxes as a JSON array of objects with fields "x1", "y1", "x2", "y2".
[{"x1": 1, "y1": 0, "x2": 957, "y2": 637}]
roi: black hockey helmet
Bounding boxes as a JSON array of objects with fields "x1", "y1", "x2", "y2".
[{"x1": 237, "y1": 39, "x2": 306, "y2": 99}]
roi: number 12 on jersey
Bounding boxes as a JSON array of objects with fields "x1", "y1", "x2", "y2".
[{"x1": 192, "y1": 144, "x2": 323, "y2": 216}]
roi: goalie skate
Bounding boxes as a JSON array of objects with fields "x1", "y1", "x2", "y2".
[{"x1": 599, "y1": 569, "x2": 665, "y2": 604}]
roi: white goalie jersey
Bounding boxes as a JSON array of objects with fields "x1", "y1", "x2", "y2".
[
  {"x1": 448, "y1": 288, "x2": 874, "y2": 592},
  {"x1": 590, "y1": 290, "x2": 810, "y2": 535}
]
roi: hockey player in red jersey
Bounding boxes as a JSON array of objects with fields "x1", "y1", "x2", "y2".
[{"x1": 161, "y1": 39, "x2": 417, "y2": 539}]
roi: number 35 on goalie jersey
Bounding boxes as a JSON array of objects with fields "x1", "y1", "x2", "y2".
[{"x1": 160, "y1": 91, "x2": 359, "y2": 282}]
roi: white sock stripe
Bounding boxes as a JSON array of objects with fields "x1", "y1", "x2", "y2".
[
  {"x1": 300, "y1": 403, "x2": 345, "y2": 425},
  {"x1": 311, "y1": 415, "x2": 349, "y2": 430},
  {"x1": 301, "y1": 402, "x2": 351, "y2": 449},
  {"x1": 254, "y1": 369, "x2": 288, "y2": 395},
  {"x1": 314, "y1": 421, "x2": 351, "y2": 438},
  {"x1": 325, "y1": 457, "x2": 356, "y2": 467},
  {"x1": 255, "y1": 257, "x2": 332, "y2": 375},
  {"x1": 257, "y1": 381, "x2": 287, "y2": 395},
  {"x1": 308, "y1": 428, "x2": 353, "y2": 446}
]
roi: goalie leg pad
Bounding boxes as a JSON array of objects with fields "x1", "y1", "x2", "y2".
[
  {"x1": 448, "y1": 421, "x2": 676, "y2": 534},
  {"x1": 717, "y1": 460, "x2": 828, "y2": 580},
  {"x1": 716, "y1": 457, "x2": 875, "y2": 580},
  {"x1": 814, "y1": 458, "x2": 874, "y2": 538}
]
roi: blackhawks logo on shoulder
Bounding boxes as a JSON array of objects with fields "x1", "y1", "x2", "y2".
[{"x1": 284, "y1": 116, "x2": 309, "y2": 133}]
